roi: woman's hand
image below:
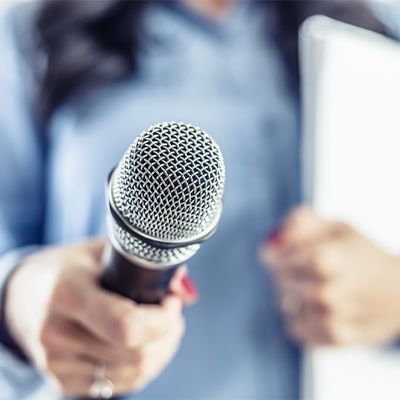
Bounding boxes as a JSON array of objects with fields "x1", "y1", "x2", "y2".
[
  {"x1": 4, "y1": 239, "x2": 197, "y2": 397},
  {"x1": 260, "y1": 207, "x2": 400, "y2": 346}
]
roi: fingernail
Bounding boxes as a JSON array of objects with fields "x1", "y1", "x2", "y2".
[
  {"x1": 266, "y1": 227, "x2": 285, "y2": 247},
  {"x1": 181, "y1": 276, "x2": 199, "y2": 300}
]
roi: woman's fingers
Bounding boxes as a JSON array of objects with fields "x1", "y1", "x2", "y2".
[
  {"x1": 43, "y1": 318, "x2": 185, "y2": 397},
  {"x1": 262, "y1": 206, "x2": 400, "y2": 346},
  {"x1": 49, "y1": 290, "x2": 184, "y2": 346},
  {"x1": 42, "y1": 307, "x2": 185, "y2": 364}
]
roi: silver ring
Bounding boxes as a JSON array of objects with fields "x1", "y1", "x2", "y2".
[
  {"x1": 280, "y1": 293, "x2": 303, "y2": 317},
  {"x1": 88, "y1": 361, "x2": 115, "y2": 399}
]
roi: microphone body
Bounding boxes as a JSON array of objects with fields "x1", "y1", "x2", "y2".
[
  {"x1": 101, "y1": 245, "x2": 178, "y2": 304},
  {"x1": 101, "y1": 122, "x2": 225, "y2": 304}
]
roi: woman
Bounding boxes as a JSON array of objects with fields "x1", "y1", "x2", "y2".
[{"x1": 0, "y1": 1, "x2": 399, "y2": 399}]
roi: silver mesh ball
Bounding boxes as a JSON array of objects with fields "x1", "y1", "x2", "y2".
[{"x1": 111, "y1": 122, "x2": 225, "y2": 243}]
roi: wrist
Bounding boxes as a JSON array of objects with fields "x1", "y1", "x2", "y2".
[{"x1": 0, "y1": 267, "x2": 29, "y2": 361}]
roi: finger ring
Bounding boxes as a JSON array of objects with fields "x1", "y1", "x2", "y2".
[
  {"x1": 88, "y1": 361, "x2": 115, "y2": 399},
  {"x1": 280, "y1": 293, "x2": 303, "y2": 316}
]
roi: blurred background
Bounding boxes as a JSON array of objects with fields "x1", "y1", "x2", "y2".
[
  {"x1": 0, "y1": 0, "x2": 399, "y2": 400},
  {"x1": 1, "y1": 0, "x2": 400, "y2": 13}
]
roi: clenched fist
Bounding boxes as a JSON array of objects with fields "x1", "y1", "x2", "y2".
[
  {"x1": 4, "y1": 239, "x2": 197, "y2": 397},
  {"x1": 260, "y1": 207, "x2": 400, "y2": 346}
]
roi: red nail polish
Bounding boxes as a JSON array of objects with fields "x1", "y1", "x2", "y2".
[
  {"x1": 181, "y1": 275, "x2": 199, "y2": 299},
  {"x1": 266, "y1": 227, "x2": 285, "y2": 246}
]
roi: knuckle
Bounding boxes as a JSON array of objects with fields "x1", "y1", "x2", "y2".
[
  {"x1": 325, "y1": 329, "x2": 344, "y2": 345},
  {"x1": 313, "y1": 249, "x2": 327, "y2": 269},
  {"x1": 132, "y1": 348, "x2": 145, "y2": 366},
  {"x1": 308, "y1": 288, "x2": 336, "y2": 320},
  {"x1": 313, "y1": 248, "x2": 336, "y2": 276},
  {"x1": 51, "y1": 280, "x2": 81, "y2": 312},
  {"x1": 120, "y1": 351, "x2": 145, "y2": 375},
  {"x1": 42, "y1": 353, "x2": 59, "y2": 374},
  {"x1": 331, "y1": 221, "x2": 352, "y2": 237},
  {"x1": 38, "y1": 324, "x2": 56, "y2": 350},
  {"x1": 317, "y1": 314, "x2": 348, "y2": 345},
  {"x1": 299, "y1": 255, "x2": 323, "y2": 278},
  {"x1": 305, "y1": 258, "x2": 320, "y2": 275},
  {"x1": 312, "y1": 284, "x2": 332, "y2": 309},
  {"x1": 112, "y1": 304, "x2": 138, "y2": 344}
]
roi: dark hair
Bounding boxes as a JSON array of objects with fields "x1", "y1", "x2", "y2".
[
  {"x1": 34, "y1": 0, "x2": 388, "y2": 123},
  {"x1": 35, "y1": 0, "x2": 148, "y2": 122}
]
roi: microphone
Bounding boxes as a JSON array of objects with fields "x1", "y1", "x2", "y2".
[{"x1": 101, "y1": 122, "x2": 225, "y2": 304}]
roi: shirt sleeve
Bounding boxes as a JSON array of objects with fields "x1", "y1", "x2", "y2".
[
  {"x1": 0, "y1": 4, "x2": 46, "y2": 398},
  {"x1": 369, "y1": 0, "x2": 400, "y2": 40}
]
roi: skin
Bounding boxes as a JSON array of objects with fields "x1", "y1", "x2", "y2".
[
  {"x1": 180, "y1": 0, "x2": 235, "y2": 21},
  {"x1": 261, "y1": 207, "x2": 400, "y2": 346},
  {"x1": 5, "y1": 239, "x2": 197, "y2": 397}
]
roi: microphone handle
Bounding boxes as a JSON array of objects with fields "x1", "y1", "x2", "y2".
[{"x1": 101, "y1": 245, "x2": 178, "y2": 304}]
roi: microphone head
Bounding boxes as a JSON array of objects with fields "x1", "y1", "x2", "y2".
[{"x1": 107, "y1": 122, "x2": 225, "y2": 268}]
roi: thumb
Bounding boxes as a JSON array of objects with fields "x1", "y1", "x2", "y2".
[{"x1": 169, "y1": 265, "x2": 199, "y2": 305}]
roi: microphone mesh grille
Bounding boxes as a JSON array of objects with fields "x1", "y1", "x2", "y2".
[
  {"x1": 112, "y1": 122, "x2": 225, "y2": 242},
  {"x1": 109, "y1": 218, "x2": 200, "y2": 264}
]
